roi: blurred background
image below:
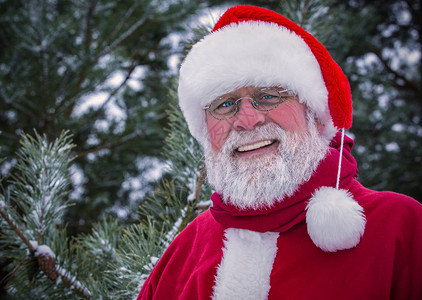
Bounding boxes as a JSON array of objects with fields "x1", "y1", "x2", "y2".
[{"x1": 0, "y1": 0, "x2": 420, "y2": 252}]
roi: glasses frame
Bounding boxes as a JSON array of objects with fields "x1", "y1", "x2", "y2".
[{"x1": 202, "y1": 88, "x2": 296, "y2": 120}]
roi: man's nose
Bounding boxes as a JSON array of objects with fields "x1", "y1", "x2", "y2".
[{"x1": 232, "y1": 99, "x2": 265, "y2": 130}]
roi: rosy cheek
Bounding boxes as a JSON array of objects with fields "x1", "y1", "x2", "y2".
[
  {"x1": 207, "y1": 119, "x2": 232, "y2": 153},
  {"x1": 274, "y1": 114, "x2": 302, "y2": 131},
  {"x1": 267, "y1": 103, "x2": 308, "y2": 132}
]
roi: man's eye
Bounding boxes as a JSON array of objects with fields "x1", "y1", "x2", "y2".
[
  {"x1": 220, "y1": 100, "x2": 234, "y2": 108},
  {"x1": 258, "y1": 94, "x2": 277, "y2": 102}
]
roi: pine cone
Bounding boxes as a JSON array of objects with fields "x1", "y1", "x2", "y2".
[{"x1": 38, "y1": 253, "x2": 59, "y2": 281}]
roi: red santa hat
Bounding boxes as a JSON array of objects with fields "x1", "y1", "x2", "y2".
[
  {"x1": 178, "y1": 5, "x2": 365, "y2": 252},
  {"x1": 178, "y1": 5, "x2": 352, "y2": 144}
]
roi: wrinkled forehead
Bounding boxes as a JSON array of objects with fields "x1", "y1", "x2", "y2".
[{"x1": 220, "y1": 85, "x2": 286, "y2": 95}]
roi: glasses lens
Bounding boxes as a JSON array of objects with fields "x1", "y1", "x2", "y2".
[
  {"x1": 206, "y1": 88, "x2": 296, "y2": 119},
  {"x1": 210, "y1": 97, "x2": 237, "y2": 119},
  {"x1": 254, "y1": 88, "x2": 281, "y2": 110}
]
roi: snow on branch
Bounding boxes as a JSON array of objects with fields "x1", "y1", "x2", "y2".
[
  {"x1": 176, "y1": 164, "x2": 208, "y2": 235},
  {"x1": 0, "y1": 130, "x2": 93, "y2": 298},
  {"x1": 0, "y1": 204, "x2": 35, "y2": 251},
  {"x1": 0, "y1": 206, "x2": 92, "y2": 298},
  {"x1": 56, "y1": 265, "x2": 92, "y2": 299},
  {"x1": 31, "y1": 241, "x2": 92, "y2": 299},
  {"x1": 11, "y1": 131, "x2": 75, "y2": 244}
]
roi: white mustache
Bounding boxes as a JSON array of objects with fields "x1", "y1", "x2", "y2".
[{"x1": 221, "y1": 123, "x2": 285, "y2": 155}]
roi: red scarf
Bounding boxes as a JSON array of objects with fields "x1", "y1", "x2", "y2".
[{"x1": 210, "y1": 132, "x2": 358, "y2": 232}]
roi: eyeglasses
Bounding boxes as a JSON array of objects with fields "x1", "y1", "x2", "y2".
[{"x1": 202, "y1": 88, "x2": 297, "y2": 120}]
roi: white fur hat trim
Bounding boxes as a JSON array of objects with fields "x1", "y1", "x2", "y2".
[
  {"x1": 178, "y1": 21, "x2": 334, "y2": 145},
  {"x1": 306, "y1": 186, "x2": 366, "y2": 252}
]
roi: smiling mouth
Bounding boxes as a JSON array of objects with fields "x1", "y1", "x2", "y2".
[{"x1": 236, "y1": 139, "x2": 277, "y2": 152}]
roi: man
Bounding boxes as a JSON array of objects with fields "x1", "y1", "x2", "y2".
[{"x1": 138, "y1": 5, "x2": 422, "y2": 300}]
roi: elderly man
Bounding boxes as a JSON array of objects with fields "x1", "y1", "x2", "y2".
[{"x1": 138, "y1": 5, "x2": 422, "y2": 300}]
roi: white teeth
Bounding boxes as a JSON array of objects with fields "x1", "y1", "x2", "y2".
[{"x1": 237, "y1": 140, "x2": 274, "y2": 152}]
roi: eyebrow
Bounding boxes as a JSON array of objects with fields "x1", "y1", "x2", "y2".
[{"x1": 218, "y1": 86, "x2": 288, "y2": 97}]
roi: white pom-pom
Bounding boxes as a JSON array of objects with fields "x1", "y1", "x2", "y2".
[{"x1": 306, "y1": 187, "x2": 366, "y2": 252}]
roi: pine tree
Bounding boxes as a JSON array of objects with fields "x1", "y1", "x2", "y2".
[
  {"x1": 0, "y1": 83, "x2": 210, "y2": 298},
  {"x1": 0, "y1": 131, "x2": 93, "y2": 298},
  {"x1": 0, "y1": 0, "x2": 205, "y2": 235},
  {"x1": 335, "y1": 0, "x2": 422, "y2": 200}
]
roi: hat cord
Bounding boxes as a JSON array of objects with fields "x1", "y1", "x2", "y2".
[{"x1": 336, "y1": 128, "x2": 345, "y2": 190}]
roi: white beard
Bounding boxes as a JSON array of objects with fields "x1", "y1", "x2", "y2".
[{"x1": 204, "y1": 113, "x2": 330, "y2": 210}]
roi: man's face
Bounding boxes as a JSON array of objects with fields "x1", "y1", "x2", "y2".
[
  {"x1": 206, "y1": 86, "x2": 312, "y2": 156},
  {"x1": 203, "y1": 86, "x2": 329, "y2": 209}
]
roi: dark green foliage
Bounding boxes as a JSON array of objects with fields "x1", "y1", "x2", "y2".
[
  {"x1": 333, "y1": 0, "x2": 421, "y2": 199},
  {"x1": 0, "y1": 131, "x2": 91, "y2": 298},
  {"x1": 138, "y1": 83, "x2": 212, "y2": 239},
  {"x1": 0, "y1": 0, "x2": 203, "y2": 232},
  {"x1": 0, "y1": 86, "x2": 209, "y2": 299}
]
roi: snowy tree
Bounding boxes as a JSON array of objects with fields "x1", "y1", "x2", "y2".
[
  {"x1": 333, "y1": 0, "x2": 422, "y2": 199},
  {"x1": 0, "y1": 0, "x2": 206, "y2": 234},
  {"x1": 0, "y1": 86, "x2": 209, "y2": 298},
  {"x1": 0, "y1": 131, "x2": 93, "y2": 298},
  {"x1": 1, "y1": 0, "x2": 420, "y2": 298}
]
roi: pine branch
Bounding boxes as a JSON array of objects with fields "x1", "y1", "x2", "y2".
[
  {"x1": 99, "y1": 16, "x2": 149, "y2": 58},
  {"x1": 102, "y1": 219, "x2": 168, "y2": 299},
  {"x1": 194, "y1": 164, "x2": 207, "y2": 201},
  {"x1": 0, "y1": 130, "x2": 98, "y2": 298},
  {"x1": 84, "y1": 0, "x2": 98, "y2": 48},
  {"x1": 177, "y1": 164, "x2": 207, "y2": 234},
  {"x1": 103, "y1": 2, "x2": 139, "y2": 47},
  {"x1": 300, "y1": 0, "x2": 311, "y2": 27},
  {"x1": 0, "y1": 207, "x2": 35, "y2": 252},
  {"x1": 371, "y1": 48, "x2": 419, "y2": 93},
  {"x1": 0, "y1": 206, "x2": 92, "y2": 298},
  {"x1": 91, "y1": 60, "x2": 137, "y2": 119},
  {"x1": 56, "y1": 265, "x2": 92, "y2": 299},
  {"x1": 75, "y1": 129, "x2": 142, "y2": 157}
]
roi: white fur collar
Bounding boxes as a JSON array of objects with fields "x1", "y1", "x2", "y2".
[{"x1": 212, "y1": 228, "x2": 279, "y2": 300}]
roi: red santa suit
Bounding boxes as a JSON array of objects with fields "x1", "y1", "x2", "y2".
[
  {"x1": 138, "y1": 133, "x2": 422, "y2": 300},
  {"x1": 138, "y1": 5, "x2": 422, "y2": 300}
]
